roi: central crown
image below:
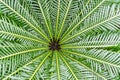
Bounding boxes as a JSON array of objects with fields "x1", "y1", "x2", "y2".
[{"x1": 49, "y1": 38, "x2": 61, "y2": 51}]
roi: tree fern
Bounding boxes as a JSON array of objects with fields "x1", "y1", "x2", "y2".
[{"x1": 0, "y1": 0, "x2": 120, "y2": 80}]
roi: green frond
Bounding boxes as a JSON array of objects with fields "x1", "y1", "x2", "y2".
[
  {"x1": 0, "y1": 0, "x2": 49, "y2": 41},
  {"x1": 0, "y1": 47, "x2": 46, "y2": 60},
  {"x1": 61, "y1": 0, "x2": 106, "y2": 41},
  {"x1": 57, "y1": 0, "x2": 72, "y2": 39},
  {"x1": 37, "y1": 0, "x2": 52, "y2": 39},
  {"x1": 64, "y1": 54, "x2": 107, "y2": 80},
  {"x1": 29, "y1": 51, "x2": 51, "y2": 80},
  {"x1": 61, "y1": 3, "x2": 120, "y2": 43},
  {"x1": 0, "y1": 47, "x2": 46, "y2": 79},
  {"x1": 60, "y1": 53, "x2": 79, "y2": 80},
  {"x1": 63, "y1": 49, "x2": 120, "y2": 79},
  {"x1": 2, "y1": 51, "x2": 46, "y2": 80},
  {"x1": 55, "y1": 51, "x2": 61, "y2": 80},
  {"x1": 62, "y1": 32, "x2": 120, "y2": 48},
  {"x1": 55, "y1": 0, "x2": 60, "y2": 38},
  {"x1": 0, "y1": 17, "x2": 48, "y2": 44}
]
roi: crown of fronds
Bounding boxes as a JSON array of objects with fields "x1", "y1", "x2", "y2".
[{"x1": 0, "y1": 0, "x2": 120, "y2": 80}]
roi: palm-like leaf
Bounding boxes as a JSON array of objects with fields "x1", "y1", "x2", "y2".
[{"x1": 0, "y1": 0, "x2": 120, "y2": 80}]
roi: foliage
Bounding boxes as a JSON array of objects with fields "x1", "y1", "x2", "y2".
[{"x1": 0, "y1": 0, "x2": 120, "y2": 80}]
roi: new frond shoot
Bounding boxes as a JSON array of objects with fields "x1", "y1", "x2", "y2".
[{"x1": 49, "y1": 38, "x2": 61, "y2": 51}]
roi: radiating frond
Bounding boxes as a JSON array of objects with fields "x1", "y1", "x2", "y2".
[
  {"x1": 0, "y1": 0, "x2": 49, "y2": 41},
  {"x1": 63, "y1": 49, "x2": 120, "y2": 79},
  {"x1": 62, "y1": 32, "x2": 120, "y2": 48},
  {"x1": 61, "y1": 0, "x2": 106, "y2": 41},
  {"x1": 61, "y1": 1, "x2": 120, "y2": 43},
  {"x1": 0, "y1": 17, "x2": 47, "y2": 45}
]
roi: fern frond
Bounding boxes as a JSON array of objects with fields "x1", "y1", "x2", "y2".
[
  {"x1": 2, "y1": 51, "x2": 46, "y2": 80},
  {"x1": 0, "y1": 19, "x2": 47, "y2": 44},
  {"x1": 0, "y1": 0, "x2": 49, "y2": 41},
  {"x1": 37, "y1": 0, "x2": 52, "y2": 39},
  {"x1": 57, "y1": 0, "x2": 72, "y2": 39},
  {"x1": 60, "y1": 53, "x2": 78, "y2": 80},
  {"x1": 62, "y1": 32, "x2": 120, "y2": 48},
  {"x1": 29, "y1": 51, "x2": 51, "y2": 80},
  {"x1": 63, "y1": 49, "x2": 120, "y2": 79},
  {"x1": 64, "y1": 54, "x2": 107, "y2": 80},
  {"x1": 61, "y1": 3, "x2": 120, "y2": 43},
  {"x1": 61, "y1": 0, "x2": 106, "y2": 41}
]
